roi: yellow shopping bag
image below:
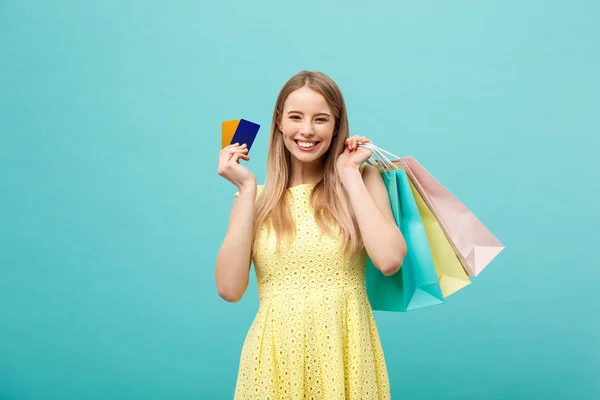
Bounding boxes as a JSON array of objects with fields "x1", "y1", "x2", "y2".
[{"x1": 407, "y1": 177, "x2": 471, "y2": 297}]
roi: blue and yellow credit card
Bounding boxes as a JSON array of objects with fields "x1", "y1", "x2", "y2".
[{"x1": 221, "y1": 119, "x2": 260, "y2": 153}]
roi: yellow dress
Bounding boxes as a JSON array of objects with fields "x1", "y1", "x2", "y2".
[{"x1": 234, "y1": 183, "x2": 391, "y2": 400}]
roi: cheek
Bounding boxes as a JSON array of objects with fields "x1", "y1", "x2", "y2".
[
  {"x1": 280, "y1": 119, "x2": 295, "y2": 132},
  {"x1": 283, "y1": 132, "x2": 295, "y2": 144},
  {"x1": 319, "y1": 133, "x2": 337, "y2": 153},
  {"x1": 318, "y1": 125, "x2": 335, "y2": 142},
  {"x1": 281, "y1": 133, "x2": 296, "y2": 151}
]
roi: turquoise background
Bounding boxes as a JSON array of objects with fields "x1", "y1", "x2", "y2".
[{"x1": 1, "y1": 0, "x2": 598, "y2": 399}]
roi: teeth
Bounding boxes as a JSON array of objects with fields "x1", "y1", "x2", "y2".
[{"x1": 298, "y1": 141, "x2": 317, "y2": 148}]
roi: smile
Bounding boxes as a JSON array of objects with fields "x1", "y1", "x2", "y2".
[{"x1": 294, "y1": 140, "x2": 320, "y2": 151}]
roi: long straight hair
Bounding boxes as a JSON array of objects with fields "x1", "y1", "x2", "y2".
[{"x1": 252, "y1": 71, "x2": 363, "y2": 256}]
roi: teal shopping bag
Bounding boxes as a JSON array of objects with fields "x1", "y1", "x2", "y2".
[{"x1": 365, "y1": 168, "x2": 445, "y2": 312}]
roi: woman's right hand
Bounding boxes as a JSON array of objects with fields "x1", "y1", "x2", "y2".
[{"x1": 217, "y1": 143, "x2": 256, "y2": 189}]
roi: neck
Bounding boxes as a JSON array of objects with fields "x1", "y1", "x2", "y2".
[{"x1": 288, "y1": 158, "x2": 325, "y2": 187}]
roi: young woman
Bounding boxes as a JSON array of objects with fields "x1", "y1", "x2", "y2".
[{"x1": 215, "y1": 71, "x2": 407, "y2": 399}]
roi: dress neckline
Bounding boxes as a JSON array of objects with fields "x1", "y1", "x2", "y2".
[{"x1": 287, "y1": 183, "x2": 317, "y2": 190}]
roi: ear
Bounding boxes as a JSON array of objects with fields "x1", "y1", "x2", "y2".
[{"x1": 275, "y1": 111, "x2": 283, "y2": 132}]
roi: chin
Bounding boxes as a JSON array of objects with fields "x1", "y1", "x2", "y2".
[
  {"x1": 291, "y1": 148, "x2": 326, "y2": 162},
  {"x1": 296, "y1": 154, "x2": 322, "y2": 163}
]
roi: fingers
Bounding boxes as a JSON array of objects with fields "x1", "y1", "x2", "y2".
[
  {"x1": 219, "y1": 145, "x2": 249, "y2": 176},
  {"x1": 220, "y1": 143, "x2": 248, "y2": 162},
  {"x1": 219, "y1": 143, "x2": 238, "y2": 162},
  {"x1": 345, "y1": 135, "x2": 371, "y2": 151},
  {"x1": 229, "y1": 148, "x2": 249, "y2": 164},
  {"x1": 221, "y1": 143, "x2": 247, "y2": 153},
  {"x1": 218, "y1": 144, "x2": 250, "y2": 176},
  {"x1": 354, "y1": 135, "x2": 371, "y2": 147},
  {"x1": 223, "y1": 143, "x2": 246, "y2": 152},
  {"x1": 231, "y1": 153, "x2": 250, "y2": 163}
]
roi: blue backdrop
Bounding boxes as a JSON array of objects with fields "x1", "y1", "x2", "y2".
[{"x1": 1, "y1": 1, "x2": 598, "y2": 399}]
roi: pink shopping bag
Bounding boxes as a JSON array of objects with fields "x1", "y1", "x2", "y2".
[
  {"x1": 361, "y1": 144, "x2": 504, "y2": 276},
  {"x1": 398, "y1": 157, "x2": 503, "y2": 276}
]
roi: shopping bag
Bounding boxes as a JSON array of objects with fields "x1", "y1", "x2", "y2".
[
  {"x1": 381, "y1": 157, "x2": 471, "y2": 297},
  {"x1": 365, "y1": 168, "x2": 445, "y2": 312},
  {"x1": 362, "y1": 143, "x2": 504, "y2": 277},
  {"x1": 407, "y1": 176, "x2": 471, "y2": 297}
]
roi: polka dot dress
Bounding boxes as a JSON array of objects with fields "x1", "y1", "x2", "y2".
[{"x1": 233, "y1": 184, "x2": 391, "y2": 400}]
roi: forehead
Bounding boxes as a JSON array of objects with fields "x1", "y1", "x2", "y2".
[{"x1": 283, "y1": 87, "x2": 331, "y2": 114}]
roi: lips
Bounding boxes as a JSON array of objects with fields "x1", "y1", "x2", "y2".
[{"x1": 294, "y1": 140, "x2": 320, "y2": 151}]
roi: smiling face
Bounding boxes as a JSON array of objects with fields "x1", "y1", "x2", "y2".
[{"x1": 278, "y1": 86, "x2": 336, "y2": 166}]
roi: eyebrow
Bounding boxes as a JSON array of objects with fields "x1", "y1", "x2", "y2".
[{"x1": 287, "y1": 111, "x2": 331, "y2": 117}]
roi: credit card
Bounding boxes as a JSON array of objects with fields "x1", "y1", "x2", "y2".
[
  {"x1": 229, "y1": 119, "x2": 260, "y2": 152},
  {"x1": 221, "y1": 120, "x2": 240, "y2": 149}
]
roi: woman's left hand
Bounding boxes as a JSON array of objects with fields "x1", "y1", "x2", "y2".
[{"x1": 336, "y1": 135, "x2": 373, "y2": 172}]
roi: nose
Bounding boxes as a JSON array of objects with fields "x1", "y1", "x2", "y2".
[{"x1": 299, "y1": 121, "x2": 314, "y2": 136}]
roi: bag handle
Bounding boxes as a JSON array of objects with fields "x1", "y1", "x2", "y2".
[
  {"x1": 359, "y1": 142, "x2": 401, "y2": 160},
  {"x1": 358, "y1": 142, "x2": 401, "y2": 173}
]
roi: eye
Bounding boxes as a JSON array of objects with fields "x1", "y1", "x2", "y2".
[
  {"x1": 316, "y1": 118, "x2": 328, "y2": 122},
  {"x1": 290, "y1": 115, "x2": 301, "y2": 120}
]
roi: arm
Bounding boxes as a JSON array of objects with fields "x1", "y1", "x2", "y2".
[
  {"x1": 214, "y1": 182, "x2": 256, "y2": 302},
  {"x1": 341, "y1": 165, "x2": 406, "y2": 276}
]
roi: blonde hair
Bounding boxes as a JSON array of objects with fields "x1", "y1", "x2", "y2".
[{"x1": 253, "y1": 71, "x2": 363, "y2": 256}]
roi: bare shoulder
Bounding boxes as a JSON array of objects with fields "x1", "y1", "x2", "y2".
[{"x1": 361, "y1": 164, "x2": 384, "y2": 185}]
